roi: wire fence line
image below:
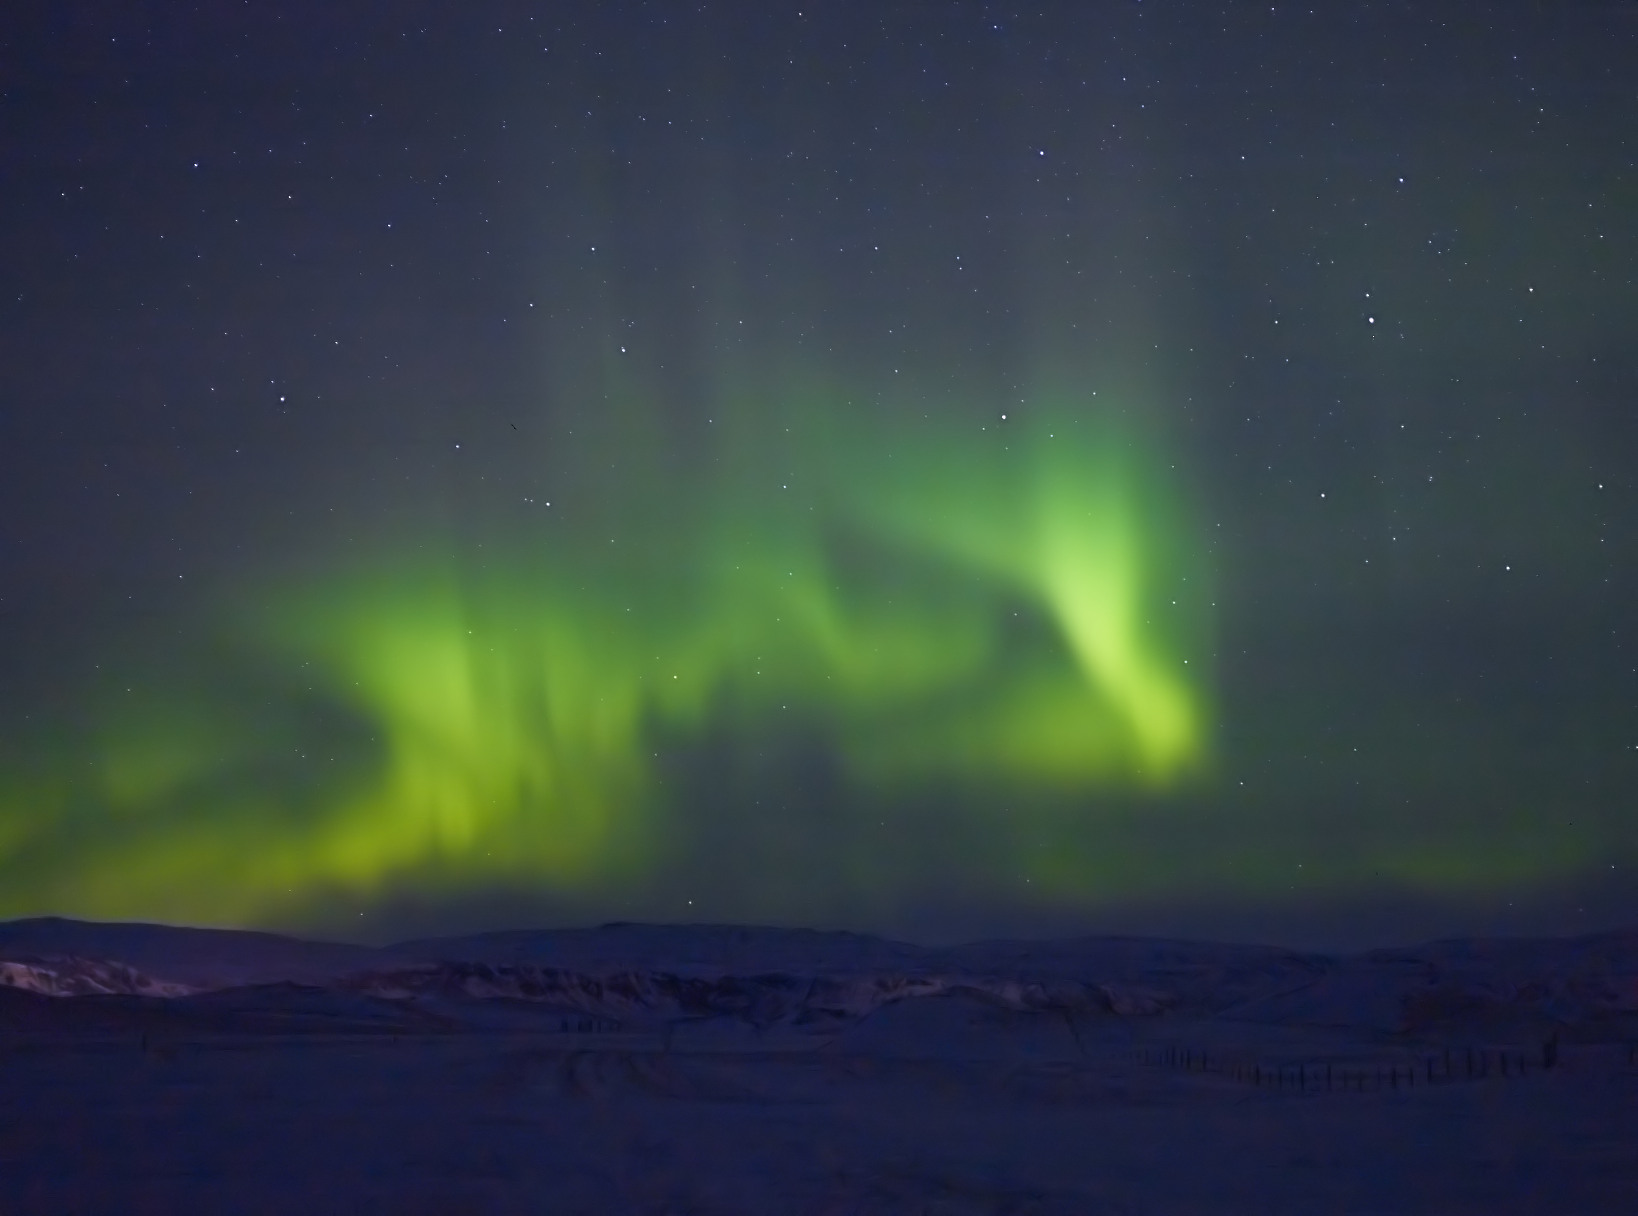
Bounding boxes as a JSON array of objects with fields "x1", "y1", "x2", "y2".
[{"x1": 1131, "y1": 1036, "x2": 1638, "y2": 1093}]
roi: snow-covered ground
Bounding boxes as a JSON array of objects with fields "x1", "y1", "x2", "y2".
[{"x1": 0, "y1": 918, "x2": 1634, "y2": 1213}]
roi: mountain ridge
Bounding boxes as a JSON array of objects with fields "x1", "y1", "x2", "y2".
[{"x1": 1, "y1": 917, "x2": 1634, "y2": 1038}]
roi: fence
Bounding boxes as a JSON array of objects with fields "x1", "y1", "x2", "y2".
[{"x1": 1132, "y1": 1037, "x2": 1637, "y2": 1093}]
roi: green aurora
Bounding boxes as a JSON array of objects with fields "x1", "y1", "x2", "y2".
[
  {"x1": 0, "y1": 393, "x2": 1213, "y2": 924},
  {"x1": 3, "y1": 4, "x2": 1633, "y2": 945}
]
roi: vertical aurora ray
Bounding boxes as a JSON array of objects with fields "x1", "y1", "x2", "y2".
[
  {"x1": 834, "y1": 408, "x2": 1204, "y2": 786},
  {"x1": 0, "y1": 384, "x2": 1213, "y2": 924}
]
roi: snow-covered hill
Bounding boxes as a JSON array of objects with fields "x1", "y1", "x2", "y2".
[
  {"x1": 0, "y1": 956, "x2": 194, "y2": 998},
  {"x1": 335, "y1": 959, "x2": 1178, "y2": 1029},
  {"x1": 0, "y1": 917, "x2": 1632, "y2": 1038}
]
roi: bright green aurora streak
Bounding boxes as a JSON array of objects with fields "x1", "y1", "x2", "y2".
[{"x1": 0, "y1": 395, "x2": 1211, "y2": 925}]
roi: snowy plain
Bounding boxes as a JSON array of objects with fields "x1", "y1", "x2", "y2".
[{"x1": 0, "y1": 918, "x2": 1634, "y2": 1214}]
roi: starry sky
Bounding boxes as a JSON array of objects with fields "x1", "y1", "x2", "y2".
[{"x1": 1, "y1": 2, "x2": 1634, "y2": 947}]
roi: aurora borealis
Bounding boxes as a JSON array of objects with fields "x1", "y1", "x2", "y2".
[
  {"x1": 6, "y1": 394, "x2": 1211, "y2": 925},
  {"x1": 2, "y1": 3, "x2": 1634, "y2": 944}
]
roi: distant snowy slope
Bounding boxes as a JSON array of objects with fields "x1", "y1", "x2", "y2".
[
  {"x1": 0, "y1": 918, "x2": 1632, "y2": 1036},
  {"x1": 337, "y1": 960, "x2": 1177, "y2": 1031},
  {"x1": 0, "y1": 956, "x2": 195, "y2": 998},
  {"x1": 1219, "y1": 931, "x2": 1638, "y2": 1033}
]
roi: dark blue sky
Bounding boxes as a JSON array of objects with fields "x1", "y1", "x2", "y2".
[{"x1": 1, "y1": 2, "x2": 1634, "y2": 947}]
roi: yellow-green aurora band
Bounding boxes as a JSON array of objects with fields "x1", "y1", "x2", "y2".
[{"x1": 0, "y1": 398, "x2": 1212, "y2": 923}]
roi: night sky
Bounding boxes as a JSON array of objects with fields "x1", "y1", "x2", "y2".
[{"x1": 2, "y1": 2, "x2": 1634, "y2": 947}]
